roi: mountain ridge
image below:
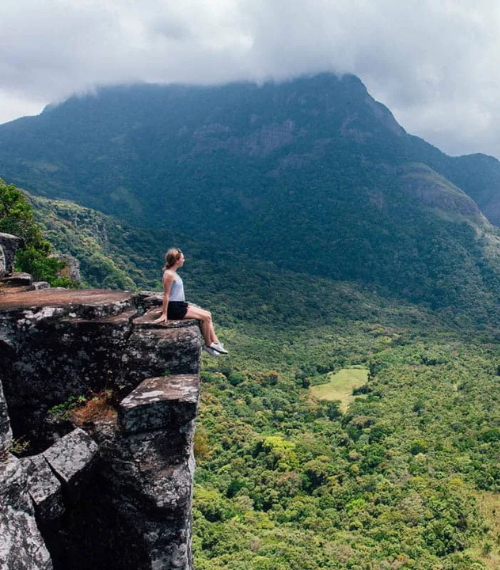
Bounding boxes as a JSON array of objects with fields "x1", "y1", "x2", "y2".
[{"x1": 2, "y1": 73, "x2": 500, "y2": 316}]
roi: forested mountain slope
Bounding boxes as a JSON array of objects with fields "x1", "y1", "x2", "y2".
[
  {"x1": 2, "y1": 74, "x2": 500, "y2": 315},
  {"x1": 4, "y1": 114, "x2": 500, "y2": 566},
  {"x1": 31, "y1": 193, "x2": 431, "y2": 330}
]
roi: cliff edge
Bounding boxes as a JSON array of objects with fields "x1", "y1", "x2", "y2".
[{"x1": 0, "y1": 287, "x2": 202, "y2": 570}]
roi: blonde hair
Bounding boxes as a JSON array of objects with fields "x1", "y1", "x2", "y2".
[{"x1": 164, "y1": 248, "x2": 183, "y2": 270}]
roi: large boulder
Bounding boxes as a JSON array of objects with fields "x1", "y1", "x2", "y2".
[
  {"x1": 42, "y1": 428, "x2": 98, "y2": 501},
  {"x1": 0, "y1": 457, "x2": 53, "y2": 569},
  {"x1": 23, "y1": 454, "x2": 65, "y2": 523},
  {"x1": 91, "y1": 374, "x2": 200, "y2": 570}
]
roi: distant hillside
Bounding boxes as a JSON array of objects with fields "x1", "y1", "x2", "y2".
[
  {"x1": 30, "y1": 194, "x2": 171, "y2": 290},
  {"x1": 32, "y1": 193, "x2": 443, "y2": 330},
  {"x1": 3, "y1": 74, "x2": 500, "y2": 315}
]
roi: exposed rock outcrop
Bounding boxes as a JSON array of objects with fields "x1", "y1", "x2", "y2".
[
  {"x1": 23, "y1": 453, "x2": 65, "y2": 524},
  {"x1": 400, "y1": 163, "x2": 487, "y2": 221},
  {"x1": 0, "y1": 232, "x2": 20, "y2": 279},
  {"x1": 48, "y1": 253, "x2": 81, "y2": 283},
  {"x1": 0, "y1": 272, "x2": 33, "y2": 287},
  {"x1": 0, "y1": 231, "x2": 52, "y2": 294},
  {"x1": 85, "y1": 375, "x2": 199, "y2": 570},
  {"x1": 0, "y1": 289, "x2": 202, "y2": 570}
]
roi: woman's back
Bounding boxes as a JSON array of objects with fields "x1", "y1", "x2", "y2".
[{"x1": 164, "y1": 269, "x2": 185, "y2": 302}]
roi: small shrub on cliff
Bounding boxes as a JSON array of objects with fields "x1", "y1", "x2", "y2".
[
  {"x1": 48, "y1": 394, "x2": 87, "y2": 421},
  {"x1": 9, "y1": 436, "x2": 30, "y2": 457},
  {"x1": 48, "y1": 392, "x2": 116, "y2": 426},
  {"x1": 71, "y1": 391, "x2": 116, "y2": 426}
]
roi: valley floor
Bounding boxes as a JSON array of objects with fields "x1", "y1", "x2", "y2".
[{"x1": 192, "y1": 315, "x2": 500, "y2": 570}]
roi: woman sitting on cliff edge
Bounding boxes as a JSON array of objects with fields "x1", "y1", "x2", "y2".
[{"x1": 153, "y1": 248, "x2": 228, "y2": 357}]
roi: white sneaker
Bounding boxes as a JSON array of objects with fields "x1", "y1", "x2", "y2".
[
  {"x1": 202, "y1": 344, "x2": 220, "y2": 357},
  {"x1": 210, "y1": 342, "x2": 228, "y2": 354}
]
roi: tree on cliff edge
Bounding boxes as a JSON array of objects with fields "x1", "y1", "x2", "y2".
[{"x1": 0, "y1": 178, "x2": 70, "y2": 285}]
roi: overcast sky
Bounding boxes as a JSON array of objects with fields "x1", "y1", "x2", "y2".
[{"x1": 1, "y1": 0, "x2": 500, "y2": 159}]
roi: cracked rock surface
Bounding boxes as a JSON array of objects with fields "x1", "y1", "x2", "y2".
[
  {"x1": 119, "y1": 375, "x2": 200, "y2": 434},
  {"x1": 43, "y1": 428, "x2": 98, "y2": 500},
  {"x1": 23, "y1": 454, "x2": 65, "y2": 523},
  {"x1": 0, "y1": 289, "x2": 201, "y2": 449},
  {"x1": 0, "y1": 379, "x2": 12, "y2": 458}
]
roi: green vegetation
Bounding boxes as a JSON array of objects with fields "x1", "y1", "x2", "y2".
[
  {"x1": 192, "y1": 317, "x2": 500, "y2": 569},
  {"x1": 310, "y1": 367, "x2": 369, "y2": 412},
  {"x1": 29, "y1": 194, "x2": 147, "y2": 290},
  {"x1": 0, "y1": 179, "x2": 71, "y2": 285},
  {"x1": 3, "y1": 73, "x2": 500, "y2": 567},
  {"x1": 21, "y1": 188, "x2": 500, "y2": 569},
  {"x1": 9, "y1": 436, "x2": 30, "y2": 457},
  {"x1": 47, "y1": 394, "x2": 87, "y2": 421}
]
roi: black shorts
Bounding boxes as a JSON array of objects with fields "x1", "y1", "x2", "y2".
[{"x1": 167, "y1": 301, "x2": 189, "y2": 320}]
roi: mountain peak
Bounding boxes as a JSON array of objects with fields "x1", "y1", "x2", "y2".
[{"x1": 2, "y1": 73, "x2": 500, "y2": 313}]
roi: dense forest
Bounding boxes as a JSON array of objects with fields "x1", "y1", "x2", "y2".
[
  {"x1": 193, "y1": 318, "x2": 500, "y2": 569},
  {"x1": 2, "y1": 185, "x2": 499, "y2": 568},
  {"x1": 0, "y1": 179, "x2": 71, "y2": 286}
]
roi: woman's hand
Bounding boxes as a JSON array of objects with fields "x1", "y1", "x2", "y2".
[{"x1": 153, "y1": 313, "x2": 167, "y2": 324}]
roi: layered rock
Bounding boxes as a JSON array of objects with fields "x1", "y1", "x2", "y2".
[
  {"x1": 84, "y1": 375, "x2": 200, "y2": 570},
  {"x1": 0, "y1": 289, "x2": 201, "y2": 447},
  {"x1": 0, "y1": 289, "x2": 202, "y2": 570},
  {"x1": 42, "y1": 428, "x2": 98, "y2": 501},
  {"x1": 23, "y1": 453, "x2": 65, "y2": 524},
  {"x1": 1, "y1": 428, "x2": 100, "y2": 570},
  {"x1": 118, "y1": 374, "x2": 199, "y2": 434},
  {"x1": 0, "y1": 384, "x2": 52, "y2": 570}
]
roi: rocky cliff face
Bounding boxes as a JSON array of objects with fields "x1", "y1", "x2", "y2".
[{"x1": 0, "y1": 287, "x2": 202, "y2": 570}]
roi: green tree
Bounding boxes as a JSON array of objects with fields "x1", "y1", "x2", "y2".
[{"x1": 0, "y1": 179, "x2": 70, "y2": 285}]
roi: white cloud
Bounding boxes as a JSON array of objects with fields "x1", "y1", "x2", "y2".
[
  {"x1": 1, "y1": 0, "x2": 500, "y2": 158},
  {"x1": 0, "y1": 90, "x2": 45, "y2": 124}
]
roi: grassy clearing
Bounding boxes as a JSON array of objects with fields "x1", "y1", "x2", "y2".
[
  {"x1": 309, "y1": 367, "x2": 369, "y2": 412},
  {"x1": 467, "y1": 491, "x2": 500, "y2": 568}
]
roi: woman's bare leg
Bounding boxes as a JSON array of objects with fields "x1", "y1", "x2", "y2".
[{"x1": 185, "y1": 305, "x2": 219, "y2": 345}]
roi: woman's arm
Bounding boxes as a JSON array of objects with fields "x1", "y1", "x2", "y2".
[{"x1": 153, "y1": 271, "x2": 174, "y2": 323}]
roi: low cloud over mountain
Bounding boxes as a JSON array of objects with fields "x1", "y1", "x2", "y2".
[{"x1": 1, "y1": 1, "x2": 500, "y2": 158}]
